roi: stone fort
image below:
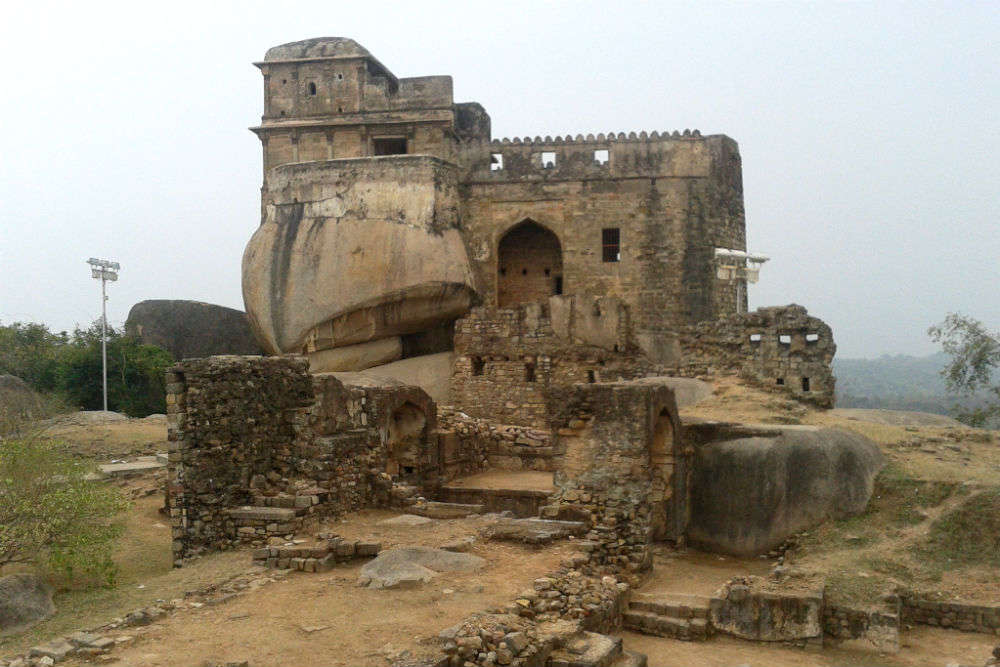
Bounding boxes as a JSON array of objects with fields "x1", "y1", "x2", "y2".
[{"x1": 240, "y1": 37, "x2": 835, "y2": 415}]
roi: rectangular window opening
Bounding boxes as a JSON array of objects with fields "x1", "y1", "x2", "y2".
[
  {"x1": 373, "y1": 137, "x2": 408, "y2": 156},
  {"x1": 471, "y1": 356, "x2": 485, "y2": 376},
  {"x1": 586, "y1": 369, "x2": 597, "y2": 383},
  {"x1": 779, "y1": 334, "x2": 792, "y2": 345},
  {"x1": 525, "y1": 362, "x2": 537, "y2": 382},
  {"x1": 554, "y1": 276, "x2": 563, "y2": 295},
  {"x1": 801, "y1": 377, "x2": 811, "y2": 392},
  {"x1": 805, "y1": 333, "x2": 820, "y2": 343},
  {"x1": 749, "y1": 333, "x2": 762, "y2": 344},
  {"x1": 602, "y1": 228, "x2": 621, "y2": 263},
  {"x1": 594, "y1": 149, "x2": 609, "y2": 165},
  {"x1": 490, "y1": 153, "x2": 504, "y2": 171},
  {"x1": 541, "y1": 151, "x2": 557, "y2": 168},
  {"x1": 776, "y1": 377, "x2": 785, "y2": 386}
]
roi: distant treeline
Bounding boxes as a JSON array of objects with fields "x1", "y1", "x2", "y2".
[
  {"x1": 0, "y1": 321, "x2": 173, "y2": 417},
  {"x1": 835, "y1": 352, "x2": 997, "y2": 427}
]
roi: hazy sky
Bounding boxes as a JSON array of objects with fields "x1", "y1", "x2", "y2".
[{"x1": 1, "y1": 1, "x2": 997, "y2": 359}]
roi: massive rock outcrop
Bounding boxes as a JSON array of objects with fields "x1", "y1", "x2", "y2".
[
  {"x1": 242, "y1": 156, "x2": 476, "y2": 371},
  {"x1": 125, "y1": 300, "x2": 262, "y2": 360},
  {"x1": 686, "y1": 423, "x2": 884, "y2": 556}
]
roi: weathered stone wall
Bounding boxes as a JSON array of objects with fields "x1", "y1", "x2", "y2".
[
  {"x1": 167, "y1": 356, "x2": 437, "y2": 565},
  {"x1": 823, "y1": 603, "x2": 900, "y2": 653},
  {"x1": 543, "y1": 380, "x2": 687, "y2": 575},
  {"x1": 437, "y1": 407, "x2": 553, "y2": 474},
  {"x1": 166, "y1": 356, "x2": 313, "y2": 563},
  {"x1": 900, "y1": 594, "x2": 1000, "y2": 635},
  {"x1": 451, "y1": 299, "x2": 655, "y2": 427},
  {"x1": 676, "y1": 304, "x2": 836, "y2": 407}
]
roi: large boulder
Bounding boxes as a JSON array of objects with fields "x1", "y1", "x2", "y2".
[
  {"x1": 242, "y1": 157, "x2": 476, "y2": 365},
  {"x1": 125, "y1": 300, "x2": 262, "y2": 360},
  {"x1": 0, "y1": 574, "x2": 55, "y2": 635},
  {"x1": 687, "y1": 425, "x2": 884, "y2": 556},
  {"x1": 709, "y1": 577, "x2": 823, "y2": 641}
]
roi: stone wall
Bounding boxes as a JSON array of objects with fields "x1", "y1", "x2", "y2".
[
  {"x1": 437, "y1": 407, "x2": 553, "y2": 474},
  {"x1": 451, "y1": 299, "x2": 654, "y2": 427},
  {"x1": 900, "y1": 595, "x2": 1000, "y2": 635},
  {"x1": 823, "y1": 603, "x2": 901, "y2": 653},
  {"x1": 166, "y1": 356, "x2": 437, "y2": 565},
  {"x1": 676, "y1": 304, "x2": 836, "y2": 407},
  {"x1": 542, "y1": 380, "x2": 687, "y2": 575}
]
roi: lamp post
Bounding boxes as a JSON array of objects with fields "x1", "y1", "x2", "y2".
[{"x1": 86, "y1": 258, "x2": 120, "y2": 412}]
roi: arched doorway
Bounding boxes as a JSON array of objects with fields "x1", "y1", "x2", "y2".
[
  {"x1": 649, "y1": 407, "x2": 688, "y2": 543},
  {"x1": 497, "y1": 220, "x2": 563, "y2": 307}
]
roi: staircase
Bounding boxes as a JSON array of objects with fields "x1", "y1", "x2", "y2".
[
  {"x1": 548, "y1": 632, "x2": 646, "y2": 667},
  {"x1": 623, "y1": 592, "x2": 713, "y2": 641}
]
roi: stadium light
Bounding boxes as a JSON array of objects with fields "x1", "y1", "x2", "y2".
[{"x1": 86, "y1": 258, "x2": 120, "y2": 412}]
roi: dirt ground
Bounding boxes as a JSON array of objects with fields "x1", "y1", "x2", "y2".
[
  {"x1": 69, "y1": 510, "x2": 574, "y2": 667},
  {"x1": 443, "y1": 469, "x2": 555, "y2": 491}
]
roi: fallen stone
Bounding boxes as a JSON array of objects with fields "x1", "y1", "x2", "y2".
[
  {"x1": 482, "y1": 518, "x2": 588, "y2": 544},
  {"x1": 377, "y1": 514, "x2": 433, "y2": 527},
  {"x1": 28, "y1": 640, "x2": 74, "y2": 662},
  {"x1": 441, "y1": 536, "x2": 476, "y2": 552},
  {"x1": 358, "y1": 546, "x2": 485, "y2": 589}
]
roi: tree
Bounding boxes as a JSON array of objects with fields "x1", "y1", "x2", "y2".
[
  {"x1": 0, "y1": 322, "x2": 69, "y2": 392},
  {"x1": 0, "y1": 436, "x2": 127, "y2": 586},
  {"x1": 928, "y1": 313, "x2": 1000, "y2": 427},
  {"x1": 57, "y1": 322, "x2": 173, "y2": 417}
]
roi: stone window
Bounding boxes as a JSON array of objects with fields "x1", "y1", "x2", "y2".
[
  {"x1": 541, "y1": 151, "x2": 556, "y2": 168},
  {"x1": 776, "y1": 377, "x2": 785, "y2": 386},
  {"x1": 337, "y1": 73, "x2": 344, "y2": 80},
  {"x1": 779, "y1": 334, "x2": 792, "y2": 345},
  {"x1": 801, "y1": 377, "x2": 811, "y2": 392},
  {"x1": 594, "y1": 149, "x2": 609, "y2": 165},
  {"x1": 525, "y1": 362, "x2": 537, "y2": 382},
  {"x1": 373, "y1": 137, "x2": 408, "y2": 155},
  {"x1": 806, "y1": 333, "x2": 820, "y2": 343},
  {"x1": 308, "y1": 82, "x2": 317, "y2": 95},
  {"x1": 749, "y1": 333, "x2": 762, "y2": 344},
  {"x1": 471, "y1": 356, "x2": 485, "y2": 376},
  {"x1": 491, "y1": 153, "x2": 504, "y2": 171},
  {"x1": 586, "y1": 369, "x2": 596, "y2": 383},
  {"x1": 602, "y1": 228, "x2": 621, "y2": 263}
]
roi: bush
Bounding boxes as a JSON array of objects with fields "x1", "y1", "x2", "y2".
[{"x1": 0, "y1": 436, "x2": 127, "y2": 587}]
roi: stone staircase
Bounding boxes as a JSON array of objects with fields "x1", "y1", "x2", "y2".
[
  {"x1": 623, "y1": 592, "x2": 713, "y2": 641},
  {"x1": 548, "y1": 632, "x2": 646, "y2": 667},
  {"x1": 410, "y1": 501, "x2": 485, "y2": 519}
]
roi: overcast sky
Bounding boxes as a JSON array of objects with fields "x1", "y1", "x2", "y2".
[{"x1": 1, "y1": 1, "x2": 996, "y2": 359}]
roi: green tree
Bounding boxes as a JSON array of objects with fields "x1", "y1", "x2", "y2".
[
  {"x1": 928, "y1": 313, "x2": 1000, "y2": 427},
  {"x1": 0, "y1": 322, "x2": 69, "y2": 391},
  {"x1": 0, "y1": 436, "x2": 127, "y2": 586},
  {"x1": 58, "y1": 323, "x2": 173, "y2": 417}
]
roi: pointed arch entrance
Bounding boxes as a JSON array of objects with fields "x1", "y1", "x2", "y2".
[{"x1": 497, "y1": 219, "x2": 563, "y2": 307}]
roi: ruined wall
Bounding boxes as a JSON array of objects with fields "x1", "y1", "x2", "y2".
[
  {"x1": 451, "y1": 299, "x2": 654, "y2": 427},
  {"x1": 165, "y1": 356, "x2": 314, "y2": 563},
  {"x1": 437, "y1": 406, "x2": 554, "y2": 473},
  {"x1": 167, "y1": 356, "x2": 437, "y2": 565},
  {"x1": 676, "y1": 304, "x2": 836, "y2": 407},
  {"x1": 543, "y1": 381, "x2": 687, "y2": 574}
]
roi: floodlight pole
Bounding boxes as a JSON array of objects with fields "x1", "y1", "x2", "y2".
[{"x1": 87, "y1": 258, "x2": 120, "y2": 413}]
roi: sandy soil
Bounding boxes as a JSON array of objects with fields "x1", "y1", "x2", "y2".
[
  {"x1": 69, "y1": 511, "x2": 573, "y2": 667},
  {"x1": 644, "y1": 547, "x2": 773, "y2": 596}
]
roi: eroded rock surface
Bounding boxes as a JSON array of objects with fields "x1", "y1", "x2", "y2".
[
  {"x1": 357, "y1": 546, "x2": 484, "y2": 589},
  {"x1": 0, "y1": 574, "x2": 55, "y2": 635},
  {"x1": 125, "y1": 300, "x2": 262, "y2": 359}
]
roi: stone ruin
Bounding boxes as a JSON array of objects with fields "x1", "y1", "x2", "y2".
[{"x1": 160, "y1": 37, "x2": 901, "y2": 666}]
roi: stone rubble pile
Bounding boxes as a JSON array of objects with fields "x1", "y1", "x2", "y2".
[{"x1": 252, "y1": 535, "x2": 381, "y2": 571}]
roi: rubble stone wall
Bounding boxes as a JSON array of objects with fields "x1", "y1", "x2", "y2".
[
  {"x1": 901, "y1": 595, "x2": 1000, "y2": 635},
  {"x1": 167, "y1": 356, "x2": 437, "y2": 565},
  {"x1": 676, "y1": 304, "x2": 836, "y2": 407},
  {"x1": 823, "y1": 603, "x2": 900, "y2": 653},
  {"x1": 451, "y1": 301, "x2": 655, "y2": 427},
  {"x1": 437, "y1": 407, "x2": 554, "y2": 473}
]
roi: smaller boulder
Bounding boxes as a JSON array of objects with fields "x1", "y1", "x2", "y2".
[
  {"x1": 358, "y1": 547, "x2": 484, "y2": 589},
  {"x1": 0, "y1": 574, "x2": 55, "y2": 635}
]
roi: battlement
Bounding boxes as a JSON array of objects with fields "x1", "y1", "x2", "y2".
[{"x1": 489, "y1": 128, "x2": 706, "y2": 145}]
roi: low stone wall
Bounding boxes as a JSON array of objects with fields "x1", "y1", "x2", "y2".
[
  {"x1": 901, "y1": 595, "x2": 1000, "y2": 635},
  {"x1": 167, "y1": 356, "x2": 438, "y2": 565},
  {"x1": 437, "y1": 407, "x2": 555, "y2": 473},
  {"x1": 823, "y1": 603, "x2": 900, "y2": 653},
  {"x1": 676, "y1": 304, "x2": 836, "y2": 408}
]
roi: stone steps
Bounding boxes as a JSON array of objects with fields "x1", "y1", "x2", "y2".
[
  {"x1": 252, "y1": 537, "x2": 381, "y2": 571},
  {"x1": 485, "y1": 518, "x2": 590, "y2": 544},
  {"x1": 622, "y1": 609, "x2": 710, "y2": 641},
  {"x1": 629, "y1": 592, "x2": 711, "y2": 620},
  {"x1": 411, "y1": 501, "x2": 485, "y2": 519}
]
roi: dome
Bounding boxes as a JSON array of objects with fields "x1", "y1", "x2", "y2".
[{"x1": 264, "y1": 37, "x2": 373, "y2": 62}]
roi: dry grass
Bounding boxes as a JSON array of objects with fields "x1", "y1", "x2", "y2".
[{"x1": 37, "y1": 419, "x2": 167, "y2": 461}]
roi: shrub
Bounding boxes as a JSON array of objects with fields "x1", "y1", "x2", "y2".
[{"x1": 0, "y1": 436, "x2": 127, "y2": 587}]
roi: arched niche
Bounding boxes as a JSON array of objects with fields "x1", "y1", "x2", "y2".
[{"x1": 497, "y1": 220, "x2": 563, "y2": 307}]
